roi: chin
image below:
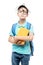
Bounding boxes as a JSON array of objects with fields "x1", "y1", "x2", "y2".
[{"x1": 20, "y1": 17, "x2": 26, "y2": 20}]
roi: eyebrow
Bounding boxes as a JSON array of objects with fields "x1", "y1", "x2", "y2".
[{"x1": 19, "y1": 9, "x2": 27, "y2": 11}]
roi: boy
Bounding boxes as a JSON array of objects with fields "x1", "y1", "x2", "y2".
[{"x1": 8, "y1": 5, "x2": 34, "y2": 65}]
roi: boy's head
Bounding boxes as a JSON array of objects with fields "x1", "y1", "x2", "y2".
[{"x1": 17, "y1": 5, "x2": 29, "y2": 20}]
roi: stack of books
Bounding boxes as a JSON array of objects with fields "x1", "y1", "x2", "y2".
[{"x1": 17, "y1": 28, "x2": 30, "y2": 45}]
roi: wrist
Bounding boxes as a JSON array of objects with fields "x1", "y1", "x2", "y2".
[{"x1": 14, "y1": 36, "x2": 19, "y2": 40}]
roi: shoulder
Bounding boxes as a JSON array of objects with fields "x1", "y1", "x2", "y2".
[
  {"x1": 27, "y1": 22, "x2": 33, "y2": 28},
  {"x1": 27, "y1": 22, "x2": 31, "y2": 24},
  {"x1": 12, "y1": 23, "x2": 17, "y2": 26},
  {"x1": 27, "y1": 22, "x2": 32, "y2": 26},
  {"x1": 12, "y1": 23, "x2": 18, "y2": 28}
]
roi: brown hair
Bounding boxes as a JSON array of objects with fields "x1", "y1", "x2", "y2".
[{"x1": 18, "y1": 5, "x2": 29, "y2": 14}]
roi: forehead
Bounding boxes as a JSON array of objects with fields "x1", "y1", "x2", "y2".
[{"x1": 18, "y1": 7, "x2": 27, "y2": 11}]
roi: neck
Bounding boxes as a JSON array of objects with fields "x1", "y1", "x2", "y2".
[{"x1": 18, "y1": 19, "x2": 26, "y2": 24}]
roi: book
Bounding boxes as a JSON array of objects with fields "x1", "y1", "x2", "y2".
[{"x1": 17, "y1": 28, "x2": 30, "y2": 45}]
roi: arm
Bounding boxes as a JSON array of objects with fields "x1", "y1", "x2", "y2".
[
  {"x1": 15, "y1": 32, "x2": 34, "y2": 41},
  {"x1": 8, "y1": 35, "x2": 19, "y2": 44},
  {"x1": 8, "y1": 32, "x2": 34, "y2": 44},
  {"x1": 8, "y1": 36, "x2": 24, "y2": 45}
]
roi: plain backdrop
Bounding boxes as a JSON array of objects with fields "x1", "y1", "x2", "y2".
[{"x1": 0, "y1": 0, "x2": 43, "y2": 65}]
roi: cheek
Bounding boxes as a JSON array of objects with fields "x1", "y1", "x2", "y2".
[
  {"x1": 18, "y1": 13, "x2": 21, "y2": 17},
  {"x1": 23, "y1": 15, "x2": 28, "y2": 17}
]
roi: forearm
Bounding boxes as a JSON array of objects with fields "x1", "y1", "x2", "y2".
[
  {"x1": 15, "y1": 36, "x2": 33, "y2": 41},
  {"x1": 15, "y1": 36, "x2": 28, "y2": 41},
  {"x1": 8, "y1": 36, "x2": 19, "y2": 44},
  {"x1": 8, "y1": 34, "x2": 34, "y2": 44}
]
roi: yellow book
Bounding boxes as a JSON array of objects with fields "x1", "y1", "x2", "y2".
[{"x1": 17, "y1": 28, "x2": 30, "y2": 45}]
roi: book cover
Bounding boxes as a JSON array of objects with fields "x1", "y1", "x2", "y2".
[{"x1": 17, "y1": 28, "x2": 30, "y2": 45}]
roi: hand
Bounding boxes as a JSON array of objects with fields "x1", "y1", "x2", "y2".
[
  {"x1": 16, "y1": 40, "x2": 25, "y2": 45},
  {"x1": 17, "y1": 40, "x2": 21, "y2": 44},
  {"x1": 17, "y1": 40, "x2": 23, "y2": 45}
]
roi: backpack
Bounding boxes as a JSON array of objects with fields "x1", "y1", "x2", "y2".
[{"x1": 12, "y1": 22, "x2": 34, "y2": 56}]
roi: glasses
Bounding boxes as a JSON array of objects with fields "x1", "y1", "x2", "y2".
[{"x1": 19, "y1": 10, "x2": 27, "y2": 14}]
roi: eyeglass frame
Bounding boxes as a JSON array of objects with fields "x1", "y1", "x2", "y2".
[{"x1": 18, "y1": 10, "x2": 28, "y2": 14}]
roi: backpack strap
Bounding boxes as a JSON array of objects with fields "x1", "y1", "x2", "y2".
[
  {"x1": 12, "y1": 23, "x2": 17, "y2": 36},
  {"x1": 27, "y1": 22, "x2": 34, "y2": 56},
  {"x1": 27, "y1": 22, "x2": 31, "y2": 30}
]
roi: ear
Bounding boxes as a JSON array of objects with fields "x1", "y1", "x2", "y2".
[{"x1": 26, "y1": 13, "x2": 28, "y2": 17}]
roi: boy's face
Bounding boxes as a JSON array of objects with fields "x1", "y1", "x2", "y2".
[{"x1": 17, "y1": 7, "x2": 28, "y2": 20}]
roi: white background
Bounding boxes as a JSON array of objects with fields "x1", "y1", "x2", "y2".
[{"x1": 0, "y1": 0, "x2": 43, "y2": 65}]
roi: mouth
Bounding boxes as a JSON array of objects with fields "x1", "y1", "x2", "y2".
[{"x1": 21, "y1": 15, "x2": 25, "y2": 17}]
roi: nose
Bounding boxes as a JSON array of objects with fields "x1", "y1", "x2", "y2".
[{"x1": 21, "y1": 11, "x2": 24, "y2": 14}]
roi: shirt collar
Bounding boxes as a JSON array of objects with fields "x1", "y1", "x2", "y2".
[{"x1": 17, "y1": 21, "x2": 27, "y2": 26}]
